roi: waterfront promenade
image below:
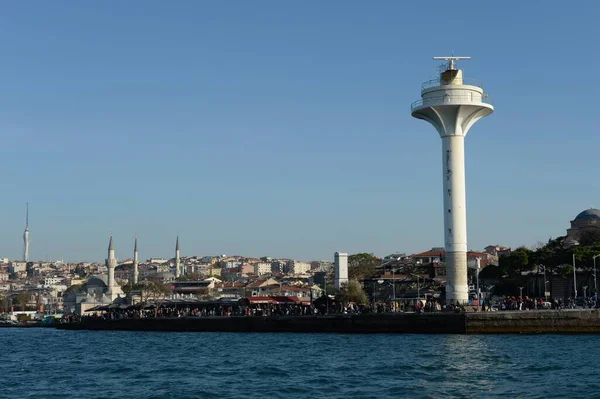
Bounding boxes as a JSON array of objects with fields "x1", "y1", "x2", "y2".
[{"x1": 56, "y1": 309, "x2": 600, "y2": 334}]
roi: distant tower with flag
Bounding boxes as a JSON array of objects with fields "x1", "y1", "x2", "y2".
[{"x1": 23, "y1": 203, "x2": 30, "y2": 262}]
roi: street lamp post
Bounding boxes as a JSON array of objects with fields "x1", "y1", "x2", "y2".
[
  {"x1": 593, "y1": 255, "x2": 600, "y2": 308},
  {"x1": 375, "y1": 279, "x2": 384, "y2": 311},
  {"x1": 392, "y1": 269, "x2": 396, "y2": 312},
  {"x1": 476, "y1": 257, "x2": 481, "y2": 311},
  {"x1": 372, "y1": 281, "x2": 376, "y2": 307},
  {"x1": 324, "y1": 275, "x2": 328, "y2": 314},
  {"x1": 573, "y1": 253, "x2": 577, "y2": 299},
  {"x1": 542, "y1": 265, "x2": 548, "y2": 303}
]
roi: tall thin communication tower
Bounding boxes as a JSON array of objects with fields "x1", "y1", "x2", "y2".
[{"x1": 23, "y1": 203, "x2": 30, "y2": 262}]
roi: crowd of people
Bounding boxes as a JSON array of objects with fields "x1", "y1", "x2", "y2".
[
  {"x1": 61, "y1": 295, "x2": 600, "y2": 323},
  {"x1": 494, "y1": 297, "x2": 547, "y2": 311},
  {"x1": 489, "y1": 296, "x2": 599, "y2": 311},
  {"x1": 67, "y1": 302, "x2": 316, "y2": 321}
]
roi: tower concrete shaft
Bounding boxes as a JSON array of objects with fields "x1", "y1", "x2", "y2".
[
  {"x1": 23, "y1": 203, "x2": 29, "y2": 262},
  {"x1": 411, "y1": 57, "x2": 493, "y2": 305},
  {"x1": 133, "y1": 238, "x2": 139, "y2": 285}
]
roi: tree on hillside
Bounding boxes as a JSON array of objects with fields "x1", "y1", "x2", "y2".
[
  {"x1": 15, "y1": 292, "x2": 33, "y2": 311},
  {"x1": 324, "y1": 275, "x2": 336, "y2": 297},
  {"x1": 571, "y1": 245, "x2": 600, "y2": 273},
  {"x1": 336, "y1": 280, "x2": 369, "y2": 305},
  {"x1": 491, "y1": 234, "x2": 600, "y2": 296},
  {"x1": 530, "y1": 236, "x2": 600, "y2": 275},
  {"x1": 179, "y1": 272, "x2": 205, "y2": 281},
  {"x1": 120, "y1": 281, "x2": 136, "y2": 297},
  {"x1": 478, "y1": 265, "x2": 504, "y2": 280},
  {"x1": 139, "y1": 277, "x2": 171, "y2": 314},
  {"x1": 579, "y1": 230, "x2": 600, "y2": 246},
  {"x1": 0, "y1": 295, "x2": 9, "y2": 313},
  {"x1": 499, "y1": 246, "x2": 534, "y2": 278},
  {"x1": 348, "y1": 253, "x2": 381, "y2": 280},
  {"x1": 531, "y1": 237, "x2": 570, "y2": 277}
]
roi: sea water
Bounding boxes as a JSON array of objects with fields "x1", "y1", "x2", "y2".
[{"x1": 0, "y1": 328, "x2": 597, "y2": 398}]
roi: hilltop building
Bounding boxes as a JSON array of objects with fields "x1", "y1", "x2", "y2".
[
  {"x1": 412, "y1": 248, "x2": 490, "y2": 279},
  {"x1": 565, "y1": 208, "x2": 600, "y2": 246},
  {"x1": 484, "y1": 245, "x2": 511, "y2": 257}
]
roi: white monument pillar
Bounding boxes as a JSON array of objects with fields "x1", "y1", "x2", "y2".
[{"x1": 334, "y1": 252, "x2": 348, "y2": 290}]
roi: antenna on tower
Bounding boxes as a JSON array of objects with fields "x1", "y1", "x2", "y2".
[
  {"x1": 433, "y1": 56, "x2": 471, "y2": 71},
  {"x1": 26, "y1": 202, "x2": 29, "y2": 229}
]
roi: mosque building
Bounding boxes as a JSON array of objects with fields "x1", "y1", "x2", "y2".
[
  {"x1": 63, "y1": 236, "x2": 126, "y2": 314},
  {"x1": 565, "y1": 208, "x2": 600, "y2": 246}
]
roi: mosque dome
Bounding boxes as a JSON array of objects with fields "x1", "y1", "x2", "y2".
[
  {"x1": 62, "y1": 291, "x2": 78, "y2": 303},
  {"x1": 87, "y1": 275, "x2": 108, "y2": 288},
  {"x1": 574, "y1": 208, "x2": 600, "y2": 221}
]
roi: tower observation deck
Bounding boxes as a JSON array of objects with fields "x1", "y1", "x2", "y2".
[{"x1": 411, "y1": 57, "x2": 494, "y2": 305}]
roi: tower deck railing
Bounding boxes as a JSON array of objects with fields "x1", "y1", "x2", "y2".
[
  {"x1": 411, "y1": 95, "x2": 493, "y2": 111},
  {"x1": 421, "y1": 77, "x2": 483, "y2": 90}
]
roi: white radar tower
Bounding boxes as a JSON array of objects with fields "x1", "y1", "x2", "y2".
[{"x1": 411, "y1": 57, "x2": 494, "y2": 305}]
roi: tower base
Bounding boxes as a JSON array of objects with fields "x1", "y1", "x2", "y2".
[{"x1": 445, "y1": 251, "x2": 468, "y2": 305}]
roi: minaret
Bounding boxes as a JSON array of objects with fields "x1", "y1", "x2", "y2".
[
  {"x1": 133, "y1": 237, "x2": 139, "y2": 285},
  {"x1": 411, "y1": 57, "x2": 494, "y2": 305},
  {"x1": 23, "y1": 203, "x2": 30, "y2": 262},
  {"x1": 175, "y1": 236, "x2": 181, "y2": 278},
  {"x1": 105, "y1": 235, "x2": 123, "y2": 300}
]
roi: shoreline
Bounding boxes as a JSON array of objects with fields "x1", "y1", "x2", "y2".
[{"x1": 52, "y1": 309, "x2": 600, "y2": 334}]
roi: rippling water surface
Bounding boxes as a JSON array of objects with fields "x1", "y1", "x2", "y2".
[{"x1": 1, "y1": 329, "x2": 598, "y2": 398}]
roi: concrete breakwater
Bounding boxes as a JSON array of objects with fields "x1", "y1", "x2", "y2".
[
  {"x1": 466, "y1": 309, "x2": 600, "y2": 334},
  {"x1": 55, "y1": 310, "x2": 600, "y2": 334}
]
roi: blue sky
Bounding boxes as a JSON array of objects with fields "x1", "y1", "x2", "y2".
[{"x1": 1, "y1": 1, "x2": 599, "y2": 262}]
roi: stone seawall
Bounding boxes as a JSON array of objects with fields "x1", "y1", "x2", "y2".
[
  {"x1": 55, "y1": 310, "x2": 600, "y2": 334},
  {"x1": 57, "y1": 313, "x2": 466, "y2": 333},
  {"x1": 465, "y1": 310, "x2": 600, "y2": 334}
]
